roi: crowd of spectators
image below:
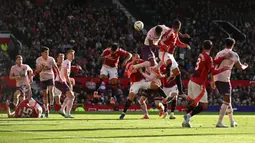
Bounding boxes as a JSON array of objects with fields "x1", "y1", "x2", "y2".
[{"x1": 0, "y1": 0, "x2": 254, "y2": 106}]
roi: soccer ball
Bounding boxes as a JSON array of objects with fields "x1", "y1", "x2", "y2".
[{"x1": 134, "y1": 21, "x2": 144, "y2": 31}]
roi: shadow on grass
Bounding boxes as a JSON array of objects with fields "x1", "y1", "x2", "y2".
[
  {"x1": 0, "y1": 126, "x2": 215, "y2": 132},
  {"x1": 26, "y1": 132, "x2": 255, "y2": 140},
  {"x1": 0, "y1": 118, "x2": 140, "y2": 122}
]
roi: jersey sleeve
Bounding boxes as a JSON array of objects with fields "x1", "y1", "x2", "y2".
[
  {"x1": 35, "y1": 58, "x2": 41, "y2": 68},
  {"x1": 101, "y1": 49, "x2": 110, "y2": 57},
  {"x1": 232, "y1": 52, "x2": 240, "y2": 63},
  {"x1": 146, "y1": 29, "x2": 154, "y2": 40},
  {"x1": 208, "y1": 57, "x2": 225, "y2": 75},
  {"x1": 118, "y1": 48, "x2": 129, "y2": 56},
  {"x1": 10, "y1": 66, "x2": 14, "y2": 76},
  {"x1": 26, "y1": 65, "x2": 33, "y2": 72},
  {"x1": 176, "y1": 36, "x2": 187, "y2": 48},
  {"x1": 214, "y1": 53, "x2": 225, "y2": 65},
  {"x1": 51, "y1": 57, "x2": 57, "y2": 66}
]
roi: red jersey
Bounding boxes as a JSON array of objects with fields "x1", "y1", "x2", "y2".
[
  {"x1": 15, "y1": 99, "x2": 39, "y2": 118},
  {"x1": 191, "y1": 51, "x2": 225, "y2": 85},
  {"x1": 125, "y1": 59, "x2": 144, "y2": 83},
  {"x1": 160, "y1": 65, "x2": 176, "y2": 88},
  {"x1": 159, "y1": 28, "x2": 187, "y2": 54},
  {"x1": 102, "y1": 48, "x2": 129, "y2": 67}
]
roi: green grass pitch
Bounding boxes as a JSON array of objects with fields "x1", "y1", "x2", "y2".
[{"x1": 0, "y1": 112, "x2": 254, "y2": 143}]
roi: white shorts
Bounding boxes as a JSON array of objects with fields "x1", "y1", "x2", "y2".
[
  {"x1": 54, "y1": 87, "x2": 62, "y2": 97},
  {"x1": 129, "y1": 79, "x2": 152, "y2": 94},
  {"x1": 188, "y1": 80, "x2": 208, "y2": 103},
  {"x1": 159, "y1": 51, "x2": 178, "y2": 70},
  {"x1": 100, "y1": 65, "x2": 118, "y2": 79},
  {"x1": 163, "y1": 85, "x2": 178, "y2": 97}
]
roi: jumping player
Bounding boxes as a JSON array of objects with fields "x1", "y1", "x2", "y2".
[
  {"x1": 153, "y1": 20, "x2": 191, "y2": 98},
  {"x1": 35, "y1": 47, "x2": 62, "y2": 118},
  {"x1": 9, "y1": 55, "x2": 33, "y2": 106},
  {"x1": 214, "y1": 38, "x2": 248, "y2": 128},
  {"x1": 95, "y1": 43, "x2": 132, "y2": 104},
  {"x1": 182, "y1": 40, "x2": 231, "y2": 128},
  {"x1": 56, "y1": 50, "x2": 76, "y2": 118}
]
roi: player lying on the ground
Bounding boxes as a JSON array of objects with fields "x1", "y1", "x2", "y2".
[
  {"x1": 214, "y1": 38, "x2": 248, "y2": 128},
  {"x1": 9, "y1": 55, "x2": 33, "y2": 106},
  {"x1": 182, "y1": 40, "x2": 231, "y2": 128},
  {"x1": 94, "y1": 43, "x2": 132, "y2": 104},
  {"x1": 6, "y1": 86, "x2": 43, "y2": 118}
]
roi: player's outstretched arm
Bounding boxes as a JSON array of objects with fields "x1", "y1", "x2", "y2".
[
  {"x1": 235, "y1": 61, "x2": 248, "y2": 70},
  {"x1": 121, "y1": 52, "x2": 132, "y2": 68},
  {"x1": 6, "y1": 100, "x2": 15, "y2": 118},
  {"x1": 176, "y1": 37, "x2": 190, "y2": 49}
]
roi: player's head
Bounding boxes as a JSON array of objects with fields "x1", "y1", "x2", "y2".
[
  {"x1": 41, "y1": 47, "x2": 49, "y2": 58},
  {"x1": 57, "y1": 53, "x2": 65, "y2": 63},
  {"x1": 15, "y1": 55, "x2": 23, "y2": 65},
  {"x1": 110, "y1": 43, "x2": 119, "y2": 53},
  {"x1": 155, "y1": 26, "x2": 163, "y2": 37},
  {"x1": 66, "y1": 49, "x2": 75, "y2": 61},
  {"x1": 172, "y1": 19, "x2": 181, "y2": 32},
  {"x1": 225, "y1": 38, "x2": 235, "y2": 49},
  {"x1": 202, "y1": 40, "x2": 213, "y2": 51},
  {"x1": 132, "y1": 53, "x2": 140, "y2": 61}
]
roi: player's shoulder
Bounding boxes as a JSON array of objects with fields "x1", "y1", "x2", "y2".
[
  {"x1": 11, "y1": 64, "x2": 17, "y2": 69},
  {"x1": 103, "y1": 48, "x2": 111, "y2": 52},
  {"x1": 36, "y1": 56, "x2": 42, "y2": 61}
]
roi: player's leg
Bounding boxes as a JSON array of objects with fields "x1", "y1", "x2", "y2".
[
  {"x1": 139, "y1": 96, "x2": 149, "y2": 119},
  {"x1": 120, "y1": 82, "x2": 140, "y2": 119},
  {"x1": 108, "y1": 67, "x2": 119, "y2": 104},
  {"x1": 13, "y1": 90, "x2": 21, "y2": 106},
  {"x1": 228, "y1": 104, "x2": 237, "y2": 127},
  {"x1": 54, "y1": 87, "x2": 62, "y2": 108},
  {"x1": 183, "y1": 81, "x2": 207, "y2": 128},
  {"x1": 41, "y1": 81, "x2": 49, "y2": 117},
  {"x1": 65, "y1": 90, "x2": 75, "y2": 118},
  {"x1": 57, "y1": 82, "x2": 74, "y2": 118},
  {"x1": 47, "y1": 79, "x2": 55, "y2": 111},
  {"x1": 215, "y1": 81, "x2": 232, "y2": 128},
  {"x1": 94, "y1": 66, "x2": 108, "y2": 96},
  {"x1": 35, "y1": 103, "x2": 43, "y2": 118},
  {"x1": 170, "y1": 93, "x2": 178, "y2": 119}
]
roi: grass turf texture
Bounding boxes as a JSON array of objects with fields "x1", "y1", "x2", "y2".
[{"x1": 0, "y1": 112, "x2": 254, "y2": 143}]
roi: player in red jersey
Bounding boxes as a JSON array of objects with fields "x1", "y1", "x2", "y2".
[
  {"x1": 152, "y1": 20, "x2": 191, "y2": 98},
  {"x1": 159, "y1": 65, "x2": 180, "y2": 119},
  {"x1": 6, "y1": 86, "x2": 43, "y2": 118},
  {"x1": 182, "y1": 40, "x2": 231, "y2": 128},
  {"x1": 95, "y1": 43, "x2": 132, "y2": 104}
]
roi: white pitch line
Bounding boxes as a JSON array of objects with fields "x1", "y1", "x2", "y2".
[{"x1": 2, "y1": 129, "x2": 122, "y2": 143}]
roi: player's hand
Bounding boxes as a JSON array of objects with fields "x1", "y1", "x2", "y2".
[
  {"x1": 242, "y1": 63, "x2": 249, "y2": 69},
  {"x1": 16, "y1": 76, "x2": 22, "y2": 80},
  {"x1": 182, "y1": 34, "x2": 190, "y2": 38},
  {"x1": 186, "y1": 45, "x2": 191, "y2": 49},
  {"x1": 121, "y1": 62, "x2": 127, "y2": 69},
  {"x1": 224, "y1": 53, "x2": 232, "y2": 59},
  {"x1": 70, "y1": 78, "x2": 75, "y2": 86},
  {"x1": 211, "y1": 82, "x2": 216, "y2": 90},
  {"x1": 6, "y1": 100, "x2": 10, "y2": 107}
]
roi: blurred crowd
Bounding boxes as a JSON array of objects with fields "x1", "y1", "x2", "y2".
[{"x1": 0, "y1": 0, "x2": 254, "y2": 106}]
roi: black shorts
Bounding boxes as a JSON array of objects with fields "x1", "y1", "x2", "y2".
[
  {"x1": 40, "y1": 79, "x2": 54, "y2": 90},
  {"x1": 140, "y1": 45, "x2": 156, "y2": 61},
  {"x1": 215, "y1": 81, "x2": 232, "y2": 95},
  {"x1": 55, "y1": 81, "x2": 70, "y2": 94}
]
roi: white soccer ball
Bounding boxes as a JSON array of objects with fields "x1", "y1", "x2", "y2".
[{"x1": 134, "y1": 21, "x2": 144, "y2": 31}]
